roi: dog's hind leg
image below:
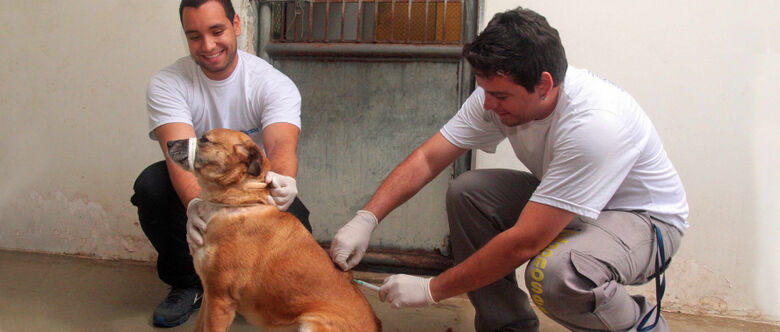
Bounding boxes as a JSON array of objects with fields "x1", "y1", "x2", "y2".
[
  {"x1": 297, "y1": 320, "x2": 332, "y2": 332},
  {"x1": 296, "y1": 313, "x2": 330, "y2": 332},
  {"x1": 194, "y1": 292, "x2": 237, "y2": 332},
  {"x1": 297, "y1": 312, "x2": 360, "y2": 332}
]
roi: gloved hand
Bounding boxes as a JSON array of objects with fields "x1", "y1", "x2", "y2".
[
  {"x1": 329, "y1": 210, "x2": 378, "y2": 271},
  {"x1": 265, "y1": 171, "x2": 298, "y2": 211},
  {"x1": 186, "y1": 198, "x2": 207, "y2": 249},
  {"x1": 379, "y1": 274, "x2": 438, "y2": 309}
]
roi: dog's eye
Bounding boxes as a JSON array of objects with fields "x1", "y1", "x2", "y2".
[{"x1": 199, "y1": 136, "x2": 210, "y2": 143}]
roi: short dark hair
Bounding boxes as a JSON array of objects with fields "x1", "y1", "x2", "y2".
[
  {"x1": 179, "y1": 0, "x2": 236, "y2": 24},
  {"x1": 463, "y1": 7, "x2": 567, "y2": 92}
]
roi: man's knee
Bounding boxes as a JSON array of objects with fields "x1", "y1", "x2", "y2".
[
  {"x1": 287, "y1": 197, "x2": 312, "y2": 233},
  {"x1": 446, "y1": 169, "x2": 538, "y2": 207},
  {"x1": 446, "y1": 170, "x2": 491, "y2": 204},
  {"x1": 131, "y1": 161, "x2": 170, "y2": 207},
  {"x1": 131, "y1": 161, "x2": 182, "y2": 232}
]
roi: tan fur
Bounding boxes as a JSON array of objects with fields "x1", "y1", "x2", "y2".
[{"x1": 168, "y1": 128, "x2": 381, "y2": 332}]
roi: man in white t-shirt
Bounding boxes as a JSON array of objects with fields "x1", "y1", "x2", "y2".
[
  {"x1": 330, "y1": 7, "x2": 687, "y2": 332},
  {"x1": 130, "y1": 0, "x2": 310, "y2": 327}
]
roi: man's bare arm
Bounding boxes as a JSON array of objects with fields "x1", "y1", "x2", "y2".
[
  {"x1": 262, "y1": 123, "x2": 300, "y2": 177},
  {"x1": 364, "y1": 132, "x2": 467, "y2": 221},
  {"x1": 154, "y1": 122, "x2": 200, "y2": 206}
]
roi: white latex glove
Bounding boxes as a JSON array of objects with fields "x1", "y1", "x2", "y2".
[
  {"x1": 329, "y1": 210, "x2": 378, "y2": 271},
  {"x1": 265, "y1": 171, "x2": 297, "y2": 211},
  {"x1": 379, "y1": 274, "x2": 438, "y2": 309},
  {"x1": 186, "y1": 198, "x2": 207, "y2": 249}
]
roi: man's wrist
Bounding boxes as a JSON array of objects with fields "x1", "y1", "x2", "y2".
[
  {"x1": 356, "y1": 210, "x2": 378, "y2": 228},
  {"x1": 187, "y1": 197, "x2": 203, "y2": 210},
  {"x1": 426, "y1": 276, "x2": 440, "y2": 304}
]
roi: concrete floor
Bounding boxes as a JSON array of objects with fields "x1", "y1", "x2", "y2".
[{"x1": 0, "y1": 250, "x2": 777, "y2": 332}]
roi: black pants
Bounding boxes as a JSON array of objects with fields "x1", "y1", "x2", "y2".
[{"x1": 131, "y1": 161, "x2": 312, "y2": 288}]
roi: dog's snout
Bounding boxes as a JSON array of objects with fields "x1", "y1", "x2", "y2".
[
  {"x1": 166, "y1": 138, "x2": 192, "y2": 151},
  {"x1": 165, "y1": 139, "x2": 190, "y2": 166}
]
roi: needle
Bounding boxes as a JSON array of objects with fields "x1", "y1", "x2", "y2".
[{"x1": 353, "y1": 279, "x2": 380, "y2": 291}]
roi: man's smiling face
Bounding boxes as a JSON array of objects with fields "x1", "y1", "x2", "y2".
[
  {"x1": 181, "y1": 1, "x2": 241, "y2": 81},
  {"x1": 477, "y1": 74, "x2": 542, "y2": 127}
]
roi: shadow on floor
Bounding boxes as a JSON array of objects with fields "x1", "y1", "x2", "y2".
[{"x1": 0, "y1": 250, "x2": 777, "y2": 332}]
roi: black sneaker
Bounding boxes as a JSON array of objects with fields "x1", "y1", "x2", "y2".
[{"x1": 152, "y1": 286, "x2": 203, "y2": 327}]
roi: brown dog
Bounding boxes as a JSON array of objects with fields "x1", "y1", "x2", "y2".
[{"x1": 167, "y1": 128, "x2": 381, "y2": 332}]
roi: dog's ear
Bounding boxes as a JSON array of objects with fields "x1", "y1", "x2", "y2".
[
  {"x1": 234, "y1": 143, "x2": 266, "y2": 178},
  {"x1": 246, "y1": 147, "x2": 262, "y2": 177}
]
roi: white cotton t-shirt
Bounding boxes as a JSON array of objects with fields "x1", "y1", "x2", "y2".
[
  {"x1": 146, "y1": 50, "x2": 301, "y2": 147},
  {"x1": 441, "y1": 67, "x2": 689, "y2": 232}
]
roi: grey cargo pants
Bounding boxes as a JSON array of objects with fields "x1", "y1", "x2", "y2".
[{"x1": 446, "y1": 169, "x2": 682, "y2": 332}]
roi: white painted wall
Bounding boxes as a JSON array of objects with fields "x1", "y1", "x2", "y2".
[
  {"x1": 0, "y1": 0, "x2": 256, "y2": 261},
  {"x1": 0, "y1": 0, "x2": 777, "y2": 324},
  {"x1": 477, "y1": 0, "x2": 780, "y2": 323}
]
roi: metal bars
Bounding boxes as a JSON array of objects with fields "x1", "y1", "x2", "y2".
[{"x1": 268, "y1": 0, "x2": 463, "y2": 44}]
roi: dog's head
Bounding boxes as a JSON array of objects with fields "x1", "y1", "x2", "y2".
[{"x1": 167, "y1": 129, "x2": 270, "y2": 201}]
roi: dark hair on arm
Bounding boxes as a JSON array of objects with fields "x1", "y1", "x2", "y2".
[
  {"x1": 179, "y1": 0, "x2": 236, "y2": 24},
  {"x1": 463, "y1": 7, "x2": 567, "y2": 92}
]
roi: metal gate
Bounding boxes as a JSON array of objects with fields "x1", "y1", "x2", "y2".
[{"x1": 256, "y1": 0, "x2": 477, "y2": 273}]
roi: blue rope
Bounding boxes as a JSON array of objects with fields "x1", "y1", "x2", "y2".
[{"x1": 637, "y1": 224, "x2": 670, "y2": 331}]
